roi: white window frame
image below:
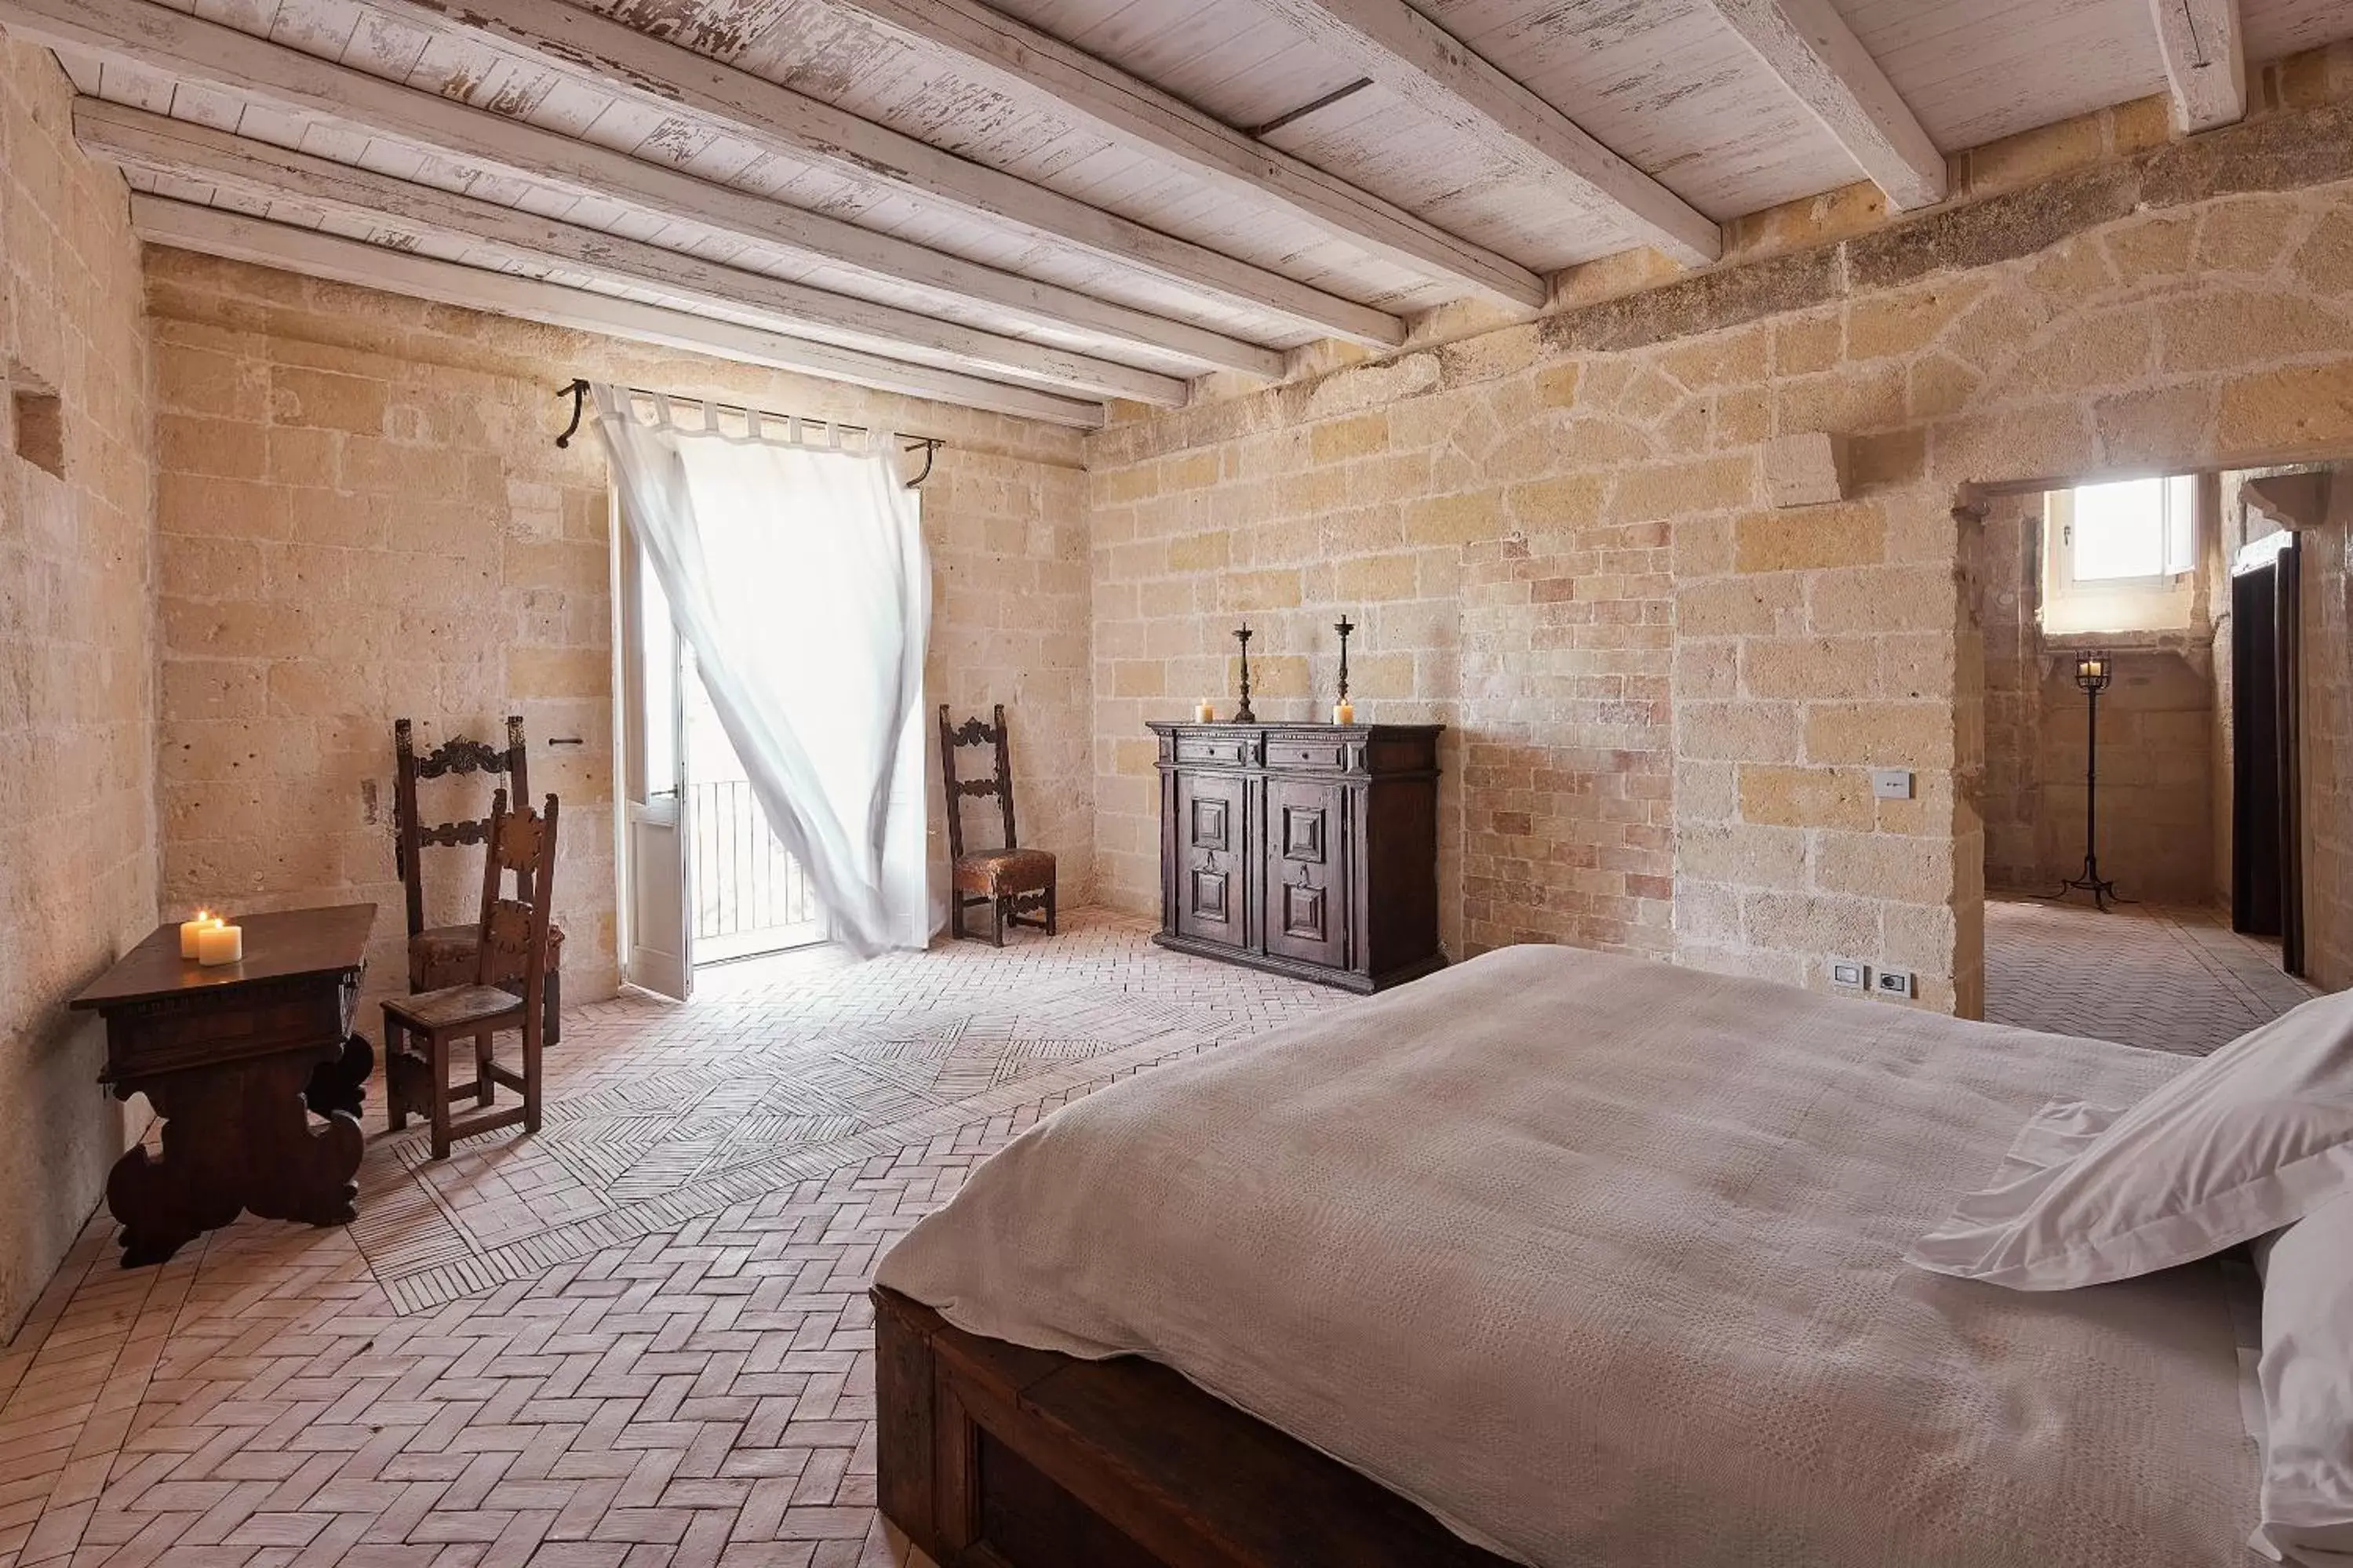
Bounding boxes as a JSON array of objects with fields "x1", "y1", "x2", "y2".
[{"x1": 2040, "y1": 475, "x2": 2200, "y2": 635}]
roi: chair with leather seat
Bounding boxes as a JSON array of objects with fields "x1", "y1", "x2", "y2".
[
  {"x1": 384, "y1": 789, "x2": 559, "y2": 1161},
  {"x1": 393, "y1": 716, "x2": 563, "y2": 1045},
  {"x1": 938, "y1": 704, "x2": 1056, "y2": 946}
]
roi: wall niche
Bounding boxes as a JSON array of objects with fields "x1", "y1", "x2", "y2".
[{"x1": 10, "y1": 377, "x2": 64, "y2": 480}]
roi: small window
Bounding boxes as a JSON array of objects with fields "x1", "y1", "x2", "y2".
[
  {"x1": 2040, "y1": 473, "x2": 2201, "y2": 635},
  {"x1": 2053, "y1": 475, "x2": 2198, "y2": 588}
]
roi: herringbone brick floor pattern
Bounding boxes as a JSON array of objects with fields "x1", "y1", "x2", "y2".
[
  {"x1": 0, "y1": 910, "x2": 1339, "y2": 1568},
  {"x1": 1984, "y1": 893, "x2": 2318, "y2": 1054}
]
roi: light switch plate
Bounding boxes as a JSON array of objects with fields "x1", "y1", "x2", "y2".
[
  {"x1": 1830, "y1": 959, "x2": 1867, "y2": 991},
  {"x1": 1874, "y1": 968, "x2": 1916, "y2": 999},
  {"x1": 1870, "y1": 768, "x2": 1914, "y2": 800}
]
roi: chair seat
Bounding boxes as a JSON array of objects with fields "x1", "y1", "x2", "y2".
[
  {"x1": 952, "y1": 846, "x2": 1056, "y2": 896},
  {"x1": 384, "y1": 983, "x2": 526, "y2": 1034},
  {"x1": 410, "y1": 921, "x2": 563, "y2": 990}
]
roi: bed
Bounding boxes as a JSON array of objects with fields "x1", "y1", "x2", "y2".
[{"x1": 873, "y1": 944, "x2": 2261, "y2": 1567}]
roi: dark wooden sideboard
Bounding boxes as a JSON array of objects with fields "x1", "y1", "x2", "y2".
[{"x1": 1148, "y1": 722, "x2": 1444, "y2": 992}]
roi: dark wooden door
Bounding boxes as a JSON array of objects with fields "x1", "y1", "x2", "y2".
[
  {"x1": 1264, "y1": 779, "x2": 1349, "y2": 970},
  {"x1": 1174, "y1": 771, "x2": 1247, "y2": 949},
  {"x1": 2231, "y1": 538, "x2": 2303, "y2": 973}
]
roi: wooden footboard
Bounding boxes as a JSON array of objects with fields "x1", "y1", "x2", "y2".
[{"x1": 874, "y1": 1286, "x2": 1515, "y2": 1568}]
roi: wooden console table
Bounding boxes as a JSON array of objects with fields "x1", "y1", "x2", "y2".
[{"x1": 71, "y1": 904, "x2": 377, "y2": 1266}]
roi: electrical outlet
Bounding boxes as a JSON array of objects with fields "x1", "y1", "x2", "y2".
[
  {"x1": 1870, "y1": 768, "x2": 1914, "y2": 800},
  {"x1": 1874, "y1": 968, "x2": 1916, "y2": 999},
  {"x1": 1830, "y1": 959, "x2": 1867, "y2": 991}
]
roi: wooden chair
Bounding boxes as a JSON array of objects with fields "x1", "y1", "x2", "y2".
[
  {"x1": 394, "y1": 717, "x2": 563, "y2": 1045},
  {"x1": 939, "y1": 704, "x2": 1056, "y2": 945},
  {"x1": 384, "y1": 790, "x2": 559, "y2": 1161}
]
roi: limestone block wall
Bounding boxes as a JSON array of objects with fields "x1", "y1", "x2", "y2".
[
  {"x1": 1976, "y1": 493, "x2": 2045, "y2": 890},
  {"x1": 0, "y1": 35, "x2": 156, "y2": 1337},
  {"x1": 1089, "y1": 76, "x2": 2353, "y2": 1016},
  {"x1": 2302, "y1": 470, "x2": 2353, "y2": 990},
  {"x1": 148, "y1": 249, "x2": 1091, "y2": 1033},
  {"x1": 2023, "y1": 651, "x2": 2216, "y2": 900}
]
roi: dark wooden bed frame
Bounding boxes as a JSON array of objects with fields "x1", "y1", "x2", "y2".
[{"x1": 876, "y1": 1286, "x2": 1516, "y2": 1568}]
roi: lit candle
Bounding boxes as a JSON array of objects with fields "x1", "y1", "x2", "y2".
[
  {"x1": 1196, "y1": 697, "x2": 1215, "y2": 722},
  {"x1": 195, "y1": 920, "x2": 243, "y2": 967},
  {"x1": 180, "y1": 910, "x2": 217, "y2": 959},
  {"x1": 1333, "y1": 700, "x2": 1355, "y2": 725}
]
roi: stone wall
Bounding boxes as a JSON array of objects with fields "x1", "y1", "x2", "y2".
[
  {"x1": 1088, "y1": 75, "x2": 2353, "y2": 1017},
  {"x1": 148, "y1": 249, "x2": 1090, "y2": 1033},
  {"x1": 0, "y1": 35, "x2": 156, "y2": 1337},
  {"x1": 2302, "y1": 468, "x2": 2353, "y2": 990},
  {"x1": 1976, "y1": 491, "x2": 2217, "y2": 903}
]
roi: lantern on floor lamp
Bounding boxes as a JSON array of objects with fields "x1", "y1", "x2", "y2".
[{"x1": 2045, "y1": 650, "x2": 2129, "y2": 911}]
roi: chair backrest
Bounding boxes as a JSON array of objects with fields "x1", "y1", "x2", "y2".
[
  {"x1": 394, "y1": 715, "x2": 531, "y2": 938},
  {"x1": 475, "y1": 789, "x2": 560, "y2": 1021},
  {"x1": 938, "y1": 704, "x2": 1018, "y2": 860}
]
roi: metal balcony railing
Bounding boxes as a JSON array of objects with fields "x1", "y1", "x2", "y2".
[{"x1": 687, "y1": 779, "x2": 825, "y2": 960}]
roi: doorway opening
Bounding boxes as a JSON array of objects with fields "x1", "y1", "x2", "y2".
[
  {"x1": 684, "y1": 670, "x2": 827, "y2": 965},
  {"x1": 614, "y1": 495, "x2": 833, "y2": 1004},
  {"x1": 1972, "y1": 462, "x2": 2344, "y2": 1046}
]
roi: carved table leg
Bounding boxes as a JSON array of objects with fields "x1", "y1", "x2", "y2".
[
  {"x1": 110, "y1": 1047, "x2": 365, "y2": 1268},
  {"x1": 304, "y1": 1034, "x2": 373, "y2": 1121}
]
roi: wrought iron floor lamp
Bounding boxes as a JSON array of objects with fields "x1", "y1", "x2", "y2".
[{"x1": 2044, "y1": 649, "x2": 2129, "y2": 911}]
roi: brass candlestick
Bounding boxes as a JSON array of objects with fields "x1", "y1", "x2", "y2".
[{"x1": 1233, "y1": 621, "x2": 1256, "y2": 722}]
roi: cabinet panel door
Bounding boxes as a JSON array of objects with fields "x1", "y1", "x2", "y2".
[
  {"x1": 1264, "y1": 778, "x2": 1348, "y2": 970},
  {"x1": 1174, "y1": 771, "x2": 1247, "y2": 948}
]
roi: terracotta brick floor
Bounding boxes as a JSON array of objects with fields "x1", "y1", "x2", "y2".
[
  {"x1": 1984, "y1": 893, "x2": 2318, "y2": 1054},
  {"x1": 0, "y1": 910, "x2": 1340, "y2": 1568},
  {"x1": 5, "y1": 902, "x2": 2324, "y2": 1568}
]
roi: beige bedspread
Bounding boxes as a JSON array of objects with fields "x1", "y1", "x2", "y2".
[{"x1": 876, "y1": 945, "x2": 2260, "y2": 1567}]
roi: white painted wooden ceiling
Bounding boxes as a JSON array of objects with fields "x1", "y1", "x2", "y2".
[{"x1": 8, "y1": 0, "x2": 2347, "y2": 427}]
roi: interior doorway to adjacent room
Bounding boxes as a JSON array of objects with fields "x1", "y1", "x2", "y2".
[{"x1": 1974, "y1": 461, "x2": 2345, "y2": 1034}]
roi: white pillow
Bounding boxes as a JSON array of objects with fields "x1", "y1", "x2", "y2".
[
  {"x1": 1909, "y1": 988, "x2": 2353, "y2": 1290},
  {"x1": 2250, "y1": 1191, "x2": 2353, "y2": 1566}
]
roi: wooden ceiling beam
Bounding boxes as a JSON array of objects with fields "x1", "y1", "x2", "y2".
[
  {"x1": 0, "y1": 0, "x2": 1288, "y2": 378},
  {"x1": 1703, "y1": 0, "x2": 1947, "y2": 210},
  {"x1": 77, "y1": 99, "x2": 1189, "y2": 406},
  {"x1": 821, "y1": 0, "x2": 1546, "y2": 311},
  {"x1": 2149, "y1": 0, "x2": 2247, "y2": 133},
  {"x1": 318, "y1": 0, "x2": 1407, "y2": 347},
  {"x1": 130, "y1": 195, "x2": 1106, "y2": 427},
  {"x1": 1251, "y1": 0, "x2": 1722, "y2": 267}
]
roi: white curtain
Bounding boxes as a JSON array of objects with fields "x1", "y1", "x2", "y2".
[{"x1": 593, "y1": 385, "x2": 932, "y2": 957}]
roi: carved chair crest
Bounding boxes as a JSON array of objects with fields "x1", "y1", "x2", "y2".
[
  {"x1": 394, "y1": 715, "x2": 534, "y2": 938},
  {"x1": 938, "y1": 704, "x2": 1021, "y2": 859}
]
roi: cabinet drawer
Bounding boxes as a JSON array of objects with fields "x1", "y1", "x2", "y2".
[
  {"x1": 1175, "y1": 733, "x2": 1255, "y2": 766},
  {"x1": 1265, "y1": 733, "x2": 1348, "y2": 772}
]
